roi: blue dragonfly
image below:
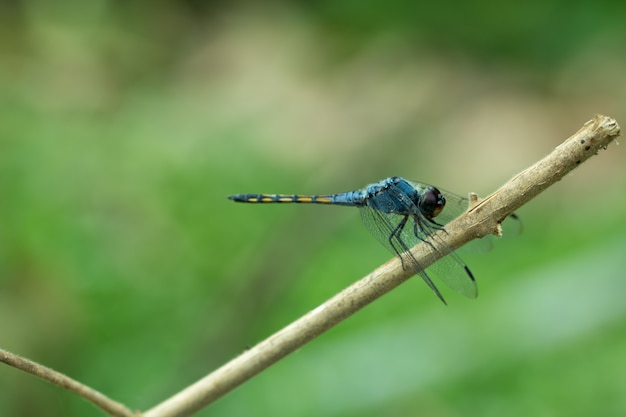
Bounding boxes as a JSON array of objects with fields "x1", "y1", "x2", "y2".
[{"x1": 228, "y1": 176, "x2": 487, "y2": 304}]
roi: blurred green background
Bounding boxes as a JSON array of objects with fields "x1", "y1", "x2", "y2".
[{"x1": 1, "y1": 1, "x2": 626, "y2": 416}]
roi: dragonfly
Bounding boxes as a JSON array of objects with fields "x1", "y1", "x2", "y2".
[{"x1": 229, "y1": 176, "x2": 490, "y2": 304}]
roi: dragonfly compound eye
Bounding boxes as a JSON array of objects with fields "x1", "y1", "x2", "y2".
[{"x1": 420, "y1": 187, "x2": 446, "y2": 219}]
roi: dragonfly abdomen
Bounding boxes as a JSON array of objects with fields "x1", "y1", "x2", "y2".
[
  {"x1": 228, "y1": 191, "x2": 365, "y2": 206},
  {"x1": 228, "y1": 194, "x2": 333, "y2": 204}
]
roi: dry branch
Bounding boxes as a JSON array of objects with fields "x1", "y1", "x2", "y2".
[
  {"x1": 0, "y1": 115, "x2": 620, "y2": 417},
  {"x1": 143, "y1": 114, "x2": 620, "y2": 417},
  {"x1": 0, "y1": 348, "x2": 138, "y2": 417}
]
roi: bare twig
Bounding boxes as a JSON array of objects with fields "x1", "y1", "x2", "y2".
[
  {"x1": 143, "y1": 114, "x2": 620, "y2": 417},
  {"x1": 1, "y1": 115, "x2": 619, "y2": 416},
  {"x1": 0, "y1": 348, "x2": 138, "y2": 417}
]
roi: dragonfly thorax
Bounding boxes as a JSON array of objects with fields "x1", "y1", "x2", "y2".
[{"x1": 361, "y1": 177, "x2": 446, "y2": 220}]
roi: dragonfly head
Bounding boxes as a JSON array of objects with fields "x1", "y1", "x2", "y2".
[{"x1": 420, "y1": 186, "x2": 446, "y2": 220}]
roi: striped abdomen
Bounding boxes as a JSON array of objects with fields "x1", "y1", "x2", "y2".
[{"x1": 228, "y1": 191, "x2": 364, "y2": 206}]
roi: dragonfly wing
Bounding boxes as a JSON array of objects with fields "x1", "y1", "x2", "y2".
[
  {"x1": 432, "y1": 183, "x2": 523, "y2": 238},
  {"x1": 365, "y1": 181, "x2": 477, "y2": 299},
  {"x1": 399, "y1": 212, "x2": 478, "y2": 299},
  {"x1": 425, "y1": 243, "x2": 478, "y2": 298},
  {"x1": 422, "y1": 184, "x2": 469, "y2": 224},
  {"x1": 359, "y1": 205, "x2": 446, "y2": 303},
  {"x1": 359, "y1": 205, "x2": 414, "y2": 264},
  {"x1": 429, "y1": 185, "x2": 518, "y2": 254},
  {"x1": 359, "y1": 180, "x2": 433, "y2": 261}
]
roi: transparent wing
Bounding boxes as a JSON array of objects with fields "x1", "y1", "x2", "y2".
[
  {"x1": 427, "y1": 183, "x2": 522, "y2": 250},
  {"x1": 433, "y1": 186, "x2": 493, "y2": 254},
  {"x1": 359, "y1": 205, "x2": 447, "y2": 303},
  {"x1": 359, "y1": 181, "x2": 477, "y2": 301},
  {"x1": 403, "y1": 213, "x2": 478, "y2": 300},
  {"x1": 434, "y1": 184, "x2": 523, "y2": 237},
  {"x1": 426, "y1": 186, "x2": 470, "y2": 225}
]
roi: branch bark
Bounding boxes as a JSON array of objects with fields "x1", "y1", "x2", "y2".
[
  {"x1": 143, "y1": 114, "x2": 621, "y2": 417},
  {"x1": 0, "y1": 348, "x2": 138, "y2": 417}
]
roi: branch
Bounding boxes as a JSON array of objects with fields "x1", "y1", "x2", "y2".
[
  {"x1": 0, "y1": 347, "x2": 138, "y2": 417},
  {"x1": 1, "y1": 115, "x2": 619, "y2": 416},
  {"x1": 144, "y1": 114, "x2": 620, "y2": 417}
]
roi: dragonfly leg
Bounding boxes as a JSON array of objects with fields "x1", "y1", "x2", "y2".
[
  {"x1": 388, "y1": 215, "x2": 412, "y2": 269},
  {"x1": 398, "y1": 216, "x2": 447, "y2": 303},
  {"x1": 413, "y1": 215, "x2": 439, "y2": 252},
  {"x1": 427, "y1": 218, "x2": 446, "y2": 230}
]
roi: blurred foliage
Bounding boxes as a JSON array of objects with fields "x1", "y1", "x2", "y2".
[{"x1": 1, "y1": 1, "x2": 626, "y2": 416}]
